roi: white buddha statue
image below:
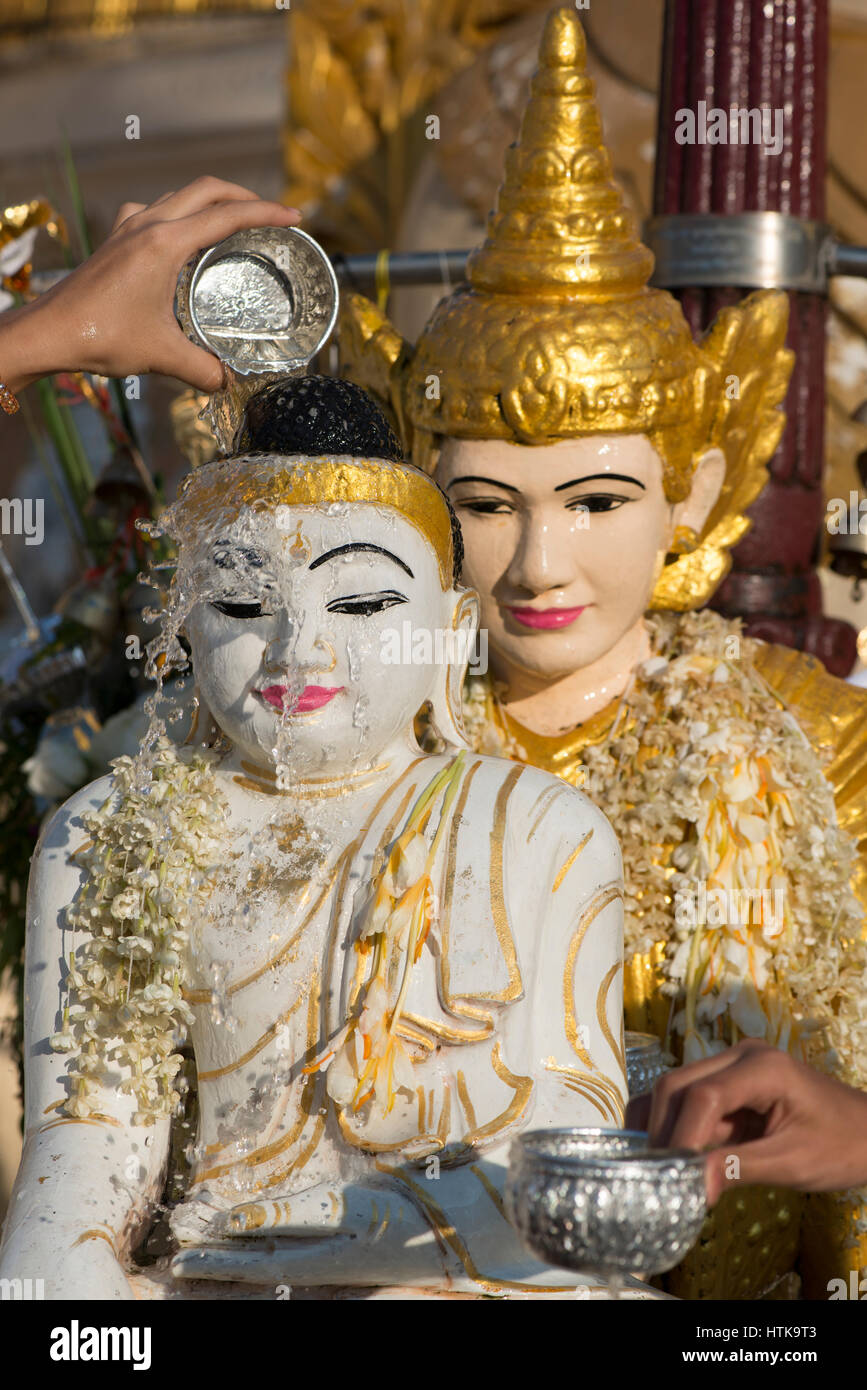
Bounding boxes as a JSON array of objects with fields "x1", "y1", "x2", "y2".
[{"x1": 0, "y1": 377, "x2": 638, "y2": 1300}]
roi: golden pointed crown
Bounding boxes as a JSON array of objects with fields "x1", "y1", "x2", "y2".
[
  {"x1": 465, "y1": 10, "x2": 653, "y2": 303},
  {"x1": 404, "y1": 7, "x2": 714, "y2": 498},
  {"x1": 338, "y1": 6, "x2": 793, "y2": 609}
]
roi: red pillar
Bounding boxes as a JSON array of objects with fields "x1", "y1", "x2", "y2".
[{"x1": 653, "y1": 0, "x2": 856, "y2": 676}]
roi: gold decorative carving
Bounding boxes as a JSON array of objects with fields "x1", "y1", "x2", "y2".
[
  {"x1": 284, "y1": 1, "x2": 550, "y2": 251},
  {"x1": 72, "y1": 1228, "x2": 117, "y2": 1253},
  {"x1": 195, "y1": 992, "x2": 305, "y2": 1082},
  {"x1": 383, "y1": 1161, "x2": 577, "y2": 1295},
  {"x1": 665, "y1": 1187, "x2": 803, "y2": 1303},
  {"x1": 35, "y1": 1114, "x2": 122, "y2": 1134},
  {"x1": 0, "y1": 198, "x2": 65, "y2": 253},
  {"x1": 596, "y1": 960, "x2": 625, "y2": 1078},
  {"x1": 0, "y1": 1, "x2": 276, "y2": 38}
]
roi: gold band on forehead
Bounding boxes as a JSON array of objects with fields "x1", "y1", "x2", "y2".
[{"x1": 171, "y1": 454, "x2": 455, "y2": 590}]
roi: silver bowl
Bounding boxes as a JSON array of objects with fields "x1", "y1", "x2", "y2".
[
  {"x1": 176, "y1": 226, "x2": 339, "y2": 376},
  {"x1": 505, "y1": 1128, "x2": 707, "y2": 1277},
  {"x1": 625, "y1": 1031, "x2": 671, "y2": 1098}
]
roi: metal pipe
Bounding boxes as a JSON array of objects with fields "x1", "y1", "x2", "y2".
[
  {"x1": 30, "y1": 249, "x2": 476, "y2": 298},
  {"x1": 329, "y1": 249, "x2": 472, "y2": 289},
  {"x1": 30, "y1": 236, "x2": 867, "y2": 300},
  {"x1": 828, "y1": 243, "x2": 867, "y2": 279}
]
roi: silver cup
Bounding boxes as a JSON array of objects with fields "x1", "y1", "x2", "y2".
[
  {"x1": 505, "y1": 1128, "x2": 707, "y2": 1279},
  {"x1": 625, "y1": 1030, "x2": 672, "y2": 1098},
  {"x1": 175, "y1": 225, "x2": 340, "y2": 454},
  {"x1": 176, "y1": 226, "x2": 339, "y2": 376}
]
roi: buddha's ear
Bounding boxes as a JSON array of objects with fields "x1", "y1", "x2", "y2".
[
  {"x1": 425, "y1": 588, "x2": 480, "y2": 749},
  {"x1": 668, "y1": 445, "x2": 726, "y2": 546},
  {"x1": 184, "y1": 688, "x2": 228, "y2": 752}
]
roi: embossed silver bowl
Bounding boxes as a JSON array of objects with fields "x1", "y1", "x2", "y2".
[
  {"x1": 625, "y1": 1031, "x2": 672, "y2": 1098},
  {"x1": 505, "y1": 1128, "x2": 707, "y2": 1277},
  {"x1": 176, "y1": 226, "x2": 339, "y2": 376}
]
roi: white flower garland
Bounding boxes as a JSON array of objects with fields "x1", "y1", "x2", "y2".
[
  {"x1": 51, "y1": 738, "x2": 231, "y2": 1125},
  {"x1": 464, "y1": 611, "x2": 867, "y2": 1087}
]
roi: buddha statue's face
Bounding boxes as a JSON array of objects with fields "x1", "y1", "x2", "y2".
[
  {"x1": 435, "y1": 434, "x2": 723, "y2": 682},
  {"x1": 184, "y1": 502, "x2": 452, "y2": 776}
]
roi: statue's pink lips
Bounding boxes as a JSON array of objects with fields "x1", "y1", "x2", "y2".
[
  {"x1": 257, "y1": 684, "x2": 345, "y2": 713},
  {"x1": 506, "y1": 606, "x2": 588, "y2": 630}
]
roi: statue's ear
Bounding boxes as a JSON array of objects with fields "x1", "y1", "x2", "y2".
[
  {"x1": 184, "y1": 687, "x2": 229, "y2": 752},
  {"x1": 425, "y1": 589, "x2": 481, "y2": 749},
  {"x1": 669, "y1": 445, "x2": 726, "y2": 547}
]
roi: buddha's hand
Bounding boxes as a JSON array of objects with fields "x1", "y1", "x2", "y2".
[
  {"x1": 1, "y1": 177, "x2": 301, "y2": 395},
  {"x1": 171, "y1": 1179, "x2": 447, "y2": 1287}
]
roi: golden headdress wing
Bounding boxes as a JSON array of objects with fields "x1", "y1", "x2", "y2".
[
  {"x1": 337, "y1": 288, "x2": 416, "y2": 454},
  {"x1": 650, "y1": 290, "x2": 794, "y2": 612}
]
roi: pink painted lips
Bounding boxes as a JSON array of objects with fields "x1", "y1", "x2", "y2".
[
  {"x1": 506, "y1": 605, "x2": 588, "y2": 630},
  {"x1": 257, "y1": 684, "x2": 345, "y2": 713}
]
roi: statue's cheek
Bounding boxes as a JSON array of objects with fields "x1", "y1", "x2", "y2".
[{"x1": 194, "y1": 631, "x2": 259, "y2": 711}]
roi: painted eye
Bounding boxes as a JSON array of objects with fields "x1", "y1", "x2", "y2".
[
  {"x1": 210, "y1": 600, "x2": 267, "y2": 619},
  {"x1": 326, "y1": 591, "x2": 407, "y2": 617},
  {"x1": 568, "y1": 495, "x2": 628, "y2": 514},
  {"x1": 455, "y1": 498, "x2": 514, "y2": 516}
]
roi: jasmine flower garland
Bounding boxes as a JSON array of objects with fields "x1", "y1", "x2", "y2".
[{"x1": 51, "y1": 738, "x2": 231, "y2": 1125}]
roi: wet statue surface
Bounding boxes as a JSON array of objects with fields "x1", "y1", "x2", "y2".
[{"x1": 0, "y1": 377, "x2": 644, "y2": 1300}]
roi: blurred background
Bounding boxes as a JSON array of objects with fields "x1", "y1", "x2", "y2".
[{"x1": 1, "y1": 0, "x2": 867, "y2": 1219}]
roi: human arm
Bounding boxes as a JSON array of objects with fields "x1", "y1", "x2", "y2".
[
  {"x1": 626, "y1": 1039, "x2": 867, "y2": 1205},
  {"x1": 0, "y1": 777, "x2": 171, "y2": 1299},
  {"x1": 0, "y1": 177, "x2": 301, "y2": 396}
]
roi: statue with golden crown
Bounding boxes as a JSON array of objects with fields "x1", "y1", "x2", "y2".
[
  {"x1": 339, "y1": 7, "x2": 867, "y2": 1299},
  {"x1": 0, "y1": 366, "x2": 659, "y2": 1300}
]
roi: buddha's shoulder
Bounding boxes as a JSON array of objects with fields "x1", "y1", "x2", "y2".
[
  {"x1": 466, "y1": 751, "x2": 618, "y2": 853},
  {"x1": 37, "y1": 774, "x2": 115, "y2": 850},
  {"x1": 27, "y1": 775, "x2": 116, "y2": 913}
]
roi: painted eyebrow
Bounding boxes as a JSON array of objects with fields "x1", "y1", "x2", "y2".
[
  {"x1": 212, "y1": 541, "x2": 266, "y2": 566},
  {"x1": 445, "y1": 475, "x2": 520, "y2": 493},
  {"x1": 554, "y1": 474, "x2": 646, "y2": 491},
  {"x1": 309, "y1": 542, "x2": 414, "y2": 579}
]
